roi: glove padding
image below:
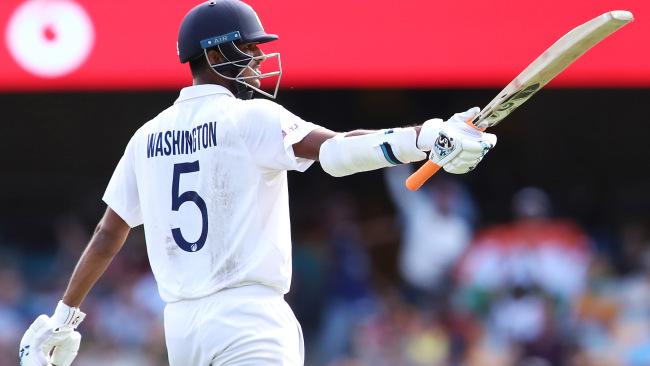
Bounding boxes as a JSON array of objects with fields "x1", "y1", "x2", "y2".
[
  {"x1": 20, "y1": 302, "x2": 85, "y2": 366},
  {"x1": 418, "y1": 107, "x2": 497, "y2": 174},
  {"x1": 20, "y1": 315, "x2": 50, "y2": 366}
]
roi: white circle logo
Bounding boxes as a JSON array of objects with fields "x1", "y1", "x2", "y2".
[{"x1": 6, "y1": 0, "x2": 95, "y2": 78}]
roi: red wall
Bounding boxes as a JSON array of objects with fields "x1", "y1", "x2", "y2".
[{"x1": 0, "y1": 0, "x2": 646, "y2": 91}]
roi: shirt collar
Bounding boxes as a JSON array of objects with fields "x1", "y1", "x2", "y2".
[{"x1": 174, "y1": 84, "x2": 235, "y2": 104}]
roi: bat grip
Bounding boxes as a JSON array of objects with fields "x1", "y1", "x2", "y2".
[
  {"x1": 405, "y1": 119, "x2": 483, "y2": 190},
  {"x1": 405, "y1": 161, "x2": 441, "y2": 191}
]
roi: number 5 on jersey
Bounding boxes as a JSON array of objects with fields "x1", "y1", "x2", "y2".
[{"x1": 171, "y1": 161, "x2": 208, "y2": 252}]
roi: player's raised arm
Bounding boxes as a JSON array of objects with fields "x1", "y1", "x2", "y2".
[
  {"x1": 293, "y1": 107, "x2": 497, "y2": 178},
  {"x1": 19, "y1": 207, "x2": 130, "y2": 366}
]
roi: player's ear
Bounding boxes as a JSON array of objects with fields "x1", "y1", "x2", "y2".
[{"x1": 206, "y1": 49, "x2": 225, "y2": 65}]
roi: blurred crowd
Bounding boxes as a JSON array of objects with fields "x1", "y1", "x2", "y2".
[{"x1": 2, "y1": 165, "x2": 650, "y2": 366}]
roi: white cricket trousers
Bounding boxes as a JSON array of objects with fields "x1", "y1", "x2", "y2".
[{"x1": 164, "y1": 285, "x2": 304, "y2": 366}]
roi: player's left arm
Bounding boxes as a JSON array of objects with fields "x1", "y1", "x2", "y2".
[
  {"x1": 20, "y1": 207, "x2": 130, "y2": 366},
  {"x1": 292, "y1": 127, "x2": 384, "y2": 160}
]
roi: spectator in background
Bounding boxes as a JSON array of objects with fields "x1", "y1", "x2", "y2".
[
  {"x1": 315, "y1": 193, "x2": 376, "y2": 366},
  {"x1": 573, "y1": 222, "x2": 650, "y2": 366},
  {"x1": 351, "y1": 286, "x2": 456, "y2": 366},
  {"x1": 384, "y1": 164, "x2": 476, "y2": 306},
  {"x1": 0, "y1": 266, "x2": 27, "y2": 366},
  {"x1": 457, "y1": 187, "x2": 592, "y2": 366},
  {"x1": 288, "y1": 220, "x2": 328, "y2": 364}
]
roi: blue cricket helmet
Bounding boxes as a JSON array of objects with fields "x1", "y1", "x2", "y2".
[{"x1": 177, "y1": 0, "x2": 278, "y2": 64}]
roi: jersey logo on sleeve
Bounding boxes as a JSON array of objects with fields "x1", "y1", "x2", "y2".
[{"x1": 281, "y1": 122, "x2": 299, "y2": 139}]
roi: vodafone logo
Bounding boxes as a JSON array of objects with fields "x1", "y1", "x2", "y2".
[{"x1": 6, "y1": 0, "x2": 94, "y2": 78}]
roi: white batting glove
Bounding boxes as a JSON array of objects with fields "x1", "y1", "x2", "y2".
[
  {"x1": 19, "y1": 301, "x2": 85, "y2": 366},
  {"x1": 47, "y1": 329, "x2": 82, "y2": 366},
  {"x1": 417, "y1": 107, "x2": 497, "y2": 174}
]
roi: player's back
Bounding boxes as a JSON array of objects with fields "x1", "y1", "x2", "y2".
[{"x1": 103, "y1": 84, "x2": 318, "y2": 302}]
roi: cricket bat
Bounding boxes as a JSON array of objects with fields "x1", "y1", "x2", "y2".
[{"x1": 405, "y1": 10, "x2": 634, "y2": 191}]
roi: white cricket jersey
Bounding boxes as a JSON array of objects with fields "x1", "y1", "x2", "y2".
[{"x1": 103, "y1": 85, "x2": 320, "y2": 303}]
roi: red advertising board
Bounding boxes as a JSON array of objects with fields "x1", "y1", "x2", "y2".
[{"x1": 0, "y1": 0, "x2": 647, "y2": 91}]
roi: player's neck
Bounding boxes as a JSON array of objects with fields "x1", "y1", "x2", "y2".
[
  {"x1": 192, "y1": 76, "x2": 237, "y2": 93},
  {"x1": 193, "y1": 76, "x2": 226, "y2": 87}
]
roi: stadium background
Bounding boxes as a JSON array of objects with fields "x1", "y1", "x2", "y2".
[{"x1": 1, "y1": 1, "x2": 649, "y2": 365}]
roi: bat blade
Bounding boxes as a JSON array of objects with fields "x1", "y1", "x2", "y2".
[
  {"x1": 405, "y1": 10, "x2": 633, "y2": 191},
  {"x1": 473, "y1": 10, "x2": 633, "y2": 130}
]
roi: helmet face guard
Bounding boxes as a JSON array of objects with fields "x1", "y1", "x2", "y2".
[{"x1": 201, "y1": 31, "x2": 281, "y2": 99}]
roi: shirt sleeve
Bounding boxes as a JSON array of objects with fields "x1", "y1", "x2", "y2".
[
  {"x1": 238, "y1": 99, "x2": 321, "y2": 172},
  {"x1": 102, "y1": 137, "x2": 143, "y2": 227}
]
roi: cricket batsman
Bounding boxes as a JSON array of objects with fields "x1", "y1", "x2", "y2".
[{"x1": 19, "y1": 1, "x2": 496, "y2": 365}]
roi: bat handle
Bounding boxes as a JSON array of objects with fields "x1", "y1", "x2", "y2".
[
  {"x1": 405, "y1": 160, "x2": 441, "y2": 191},
  {"x1": 405, "y1": 119, "x2": 484, "y2": 191}
]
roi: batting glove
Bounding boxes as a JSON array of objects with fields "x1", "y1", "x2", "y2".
[
  {"x1": 417, "y1": 107, "x2": 497, "y2": 174},
  {"x1": 19, "y1": 301, "x2": 85, "y2": 366}
]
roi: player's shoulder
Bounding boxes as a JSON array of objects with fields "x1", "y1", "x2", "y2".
[{"x1": 231, "y1": 98, "x2": 296, "y2": 133}]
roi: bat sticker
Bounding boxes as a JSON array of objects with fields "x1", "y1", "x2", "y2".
[{"x1": 479, "y1": 83, "x2": 541, "y2": 124}]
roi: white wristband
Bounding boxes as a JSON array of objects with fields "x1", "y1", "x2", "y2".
[{"x1": 51, "y1": 301, "x2": 86, "y2": 329}]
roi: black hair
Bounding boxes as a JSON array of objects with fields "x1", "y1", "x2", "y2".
[{"x1": 189, "y1": 54, "x2": 209, "y2": 78}]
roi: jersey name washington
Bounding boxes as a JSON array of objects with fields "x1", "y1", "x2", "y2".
[{"x1": 147, "y1": 122, "x2": 218, "y2": 158}]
